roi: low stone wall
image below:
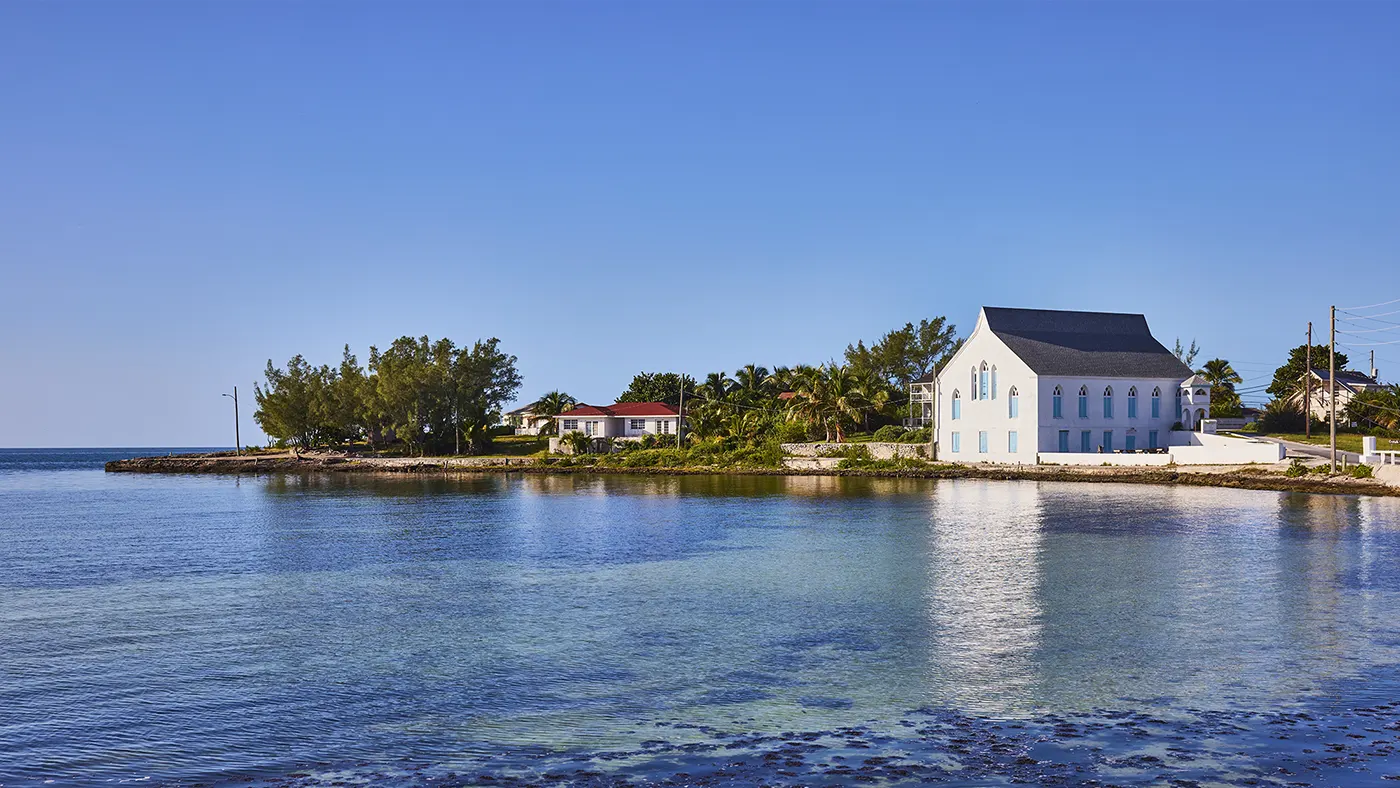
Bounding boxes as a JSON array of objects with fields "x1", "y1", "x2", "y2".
[
  {"x1": 782, "y1": 457, "x2": 843, "y2": 471},
  {"x1": 781, "y1": 442, "x2": 929, "y2": 460}
]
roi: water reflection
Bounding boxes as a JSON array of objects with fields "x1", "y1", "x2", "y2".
[{"x1": 923, "y1": 480, "x2": 1045, "y2": 713}]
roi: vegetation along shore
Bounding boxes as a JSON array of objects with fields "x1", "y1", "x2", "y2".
[{"x1": 106, "y1": 451, "x2": 1400, "y2": 498}]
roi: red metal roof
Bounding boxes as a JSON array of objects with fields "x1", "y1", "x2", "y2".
[{"x1": 557, "y1": 402, "x2": 680, "y2": 418}]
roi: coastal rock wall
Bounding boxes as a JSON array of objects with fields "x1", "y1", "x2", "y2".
[{"x1": 781, "y1": 442, "x2": 929, "y2": 460}]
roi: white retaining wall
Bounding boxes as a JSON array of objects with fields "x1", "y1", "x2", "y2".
[{"x1": 1037, "y1": 452, "x2": 1173, "y2": 467}]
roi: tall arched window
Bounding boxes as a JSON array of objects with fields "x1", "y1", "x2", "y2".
[
  {"x1": 1052, "y1": 385, "x2": 1063, "y2": 419},
  {"x1": 1151, "y1": 386, "x2": 1161, "y2": 419},
  {"x1": 971, "y1": 368, "x2": 978, "y2": 400},
  {"x1": 1103, "y1": 386, "x2": 1114, "y2": 418},
  {"x1": 951, "y1": 389, "x2": 961, "y2": 420},
  {"x1": 1078, "y1": 386, "x2": 1089, "y2": 418},
  {"x1": 979, "y1": 362, "x2": 989, "y2": 400},
  {"x1": 991, "y1": 366, "x2": 998, "y2": 400},
  {"x1": 1008, "y1": 386, "x2": 1019, "y2": 418},
  {"x1": 1127, "y1": 386, "x2": 1138, "y2": 419}
]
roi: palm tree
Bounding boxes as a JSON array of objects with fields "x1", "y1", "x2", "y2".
[
  {"x1": 1198, "y1": 359, "x2": 1244, "y2": 418},
  {"x1": 732, "y1": 364, "x2": 773, "y2": 404},
  {"x1": 1198, "y1": 359, "x2": 1242, "y2": 393},
  {"x1": 532, "y1": 390, "x2": 576, "y2": 436},
  {"x1": 700, "y1": 372, "x2": 734, "y2": 404},
  {"x1": 851, "y1": 366, "x2": 893, "y2": 432}
]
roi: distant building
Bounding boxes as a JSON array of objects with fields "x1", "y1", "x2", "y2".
[
  {"x1": 502, "y1": 402, "x2": 552, "y2": 436},
  {"x1": 906, "y1": 371, "x2": 935, "y2": 428},
  {"x1": 1293, "y1": 368, "x2": 1385, "y2": 424},
  {"x1": 554, "y1": 402, "x2": 683, "y2": 440}
]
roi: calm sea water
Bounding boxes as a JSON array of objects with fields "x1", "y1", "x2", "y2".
[{"x1": 2, "y1": 449, "x2": 1400, "y2": 787}]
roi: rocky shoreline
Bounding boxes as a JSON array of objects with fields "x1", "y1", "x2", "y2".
[{"x1": 105, "y1": 453, "x2": 1400, "y2": 497}]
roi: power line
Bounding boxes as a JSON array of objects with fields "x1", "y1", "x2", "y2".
[{"x1": 1340, "y1": 296, "x2": 1400, "y2": 311}]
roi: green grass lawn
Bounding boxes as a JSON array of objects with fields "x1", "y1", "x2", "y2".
[{"x1": 1251, "y1": 432, "x2": 1379, "y2": 454}]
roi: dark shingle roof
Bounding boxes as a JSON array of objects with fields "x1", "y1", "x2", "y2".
[
  {"x1": 983, "y1": 307, "x2": 1192, "y2": 378},
  {"x1": 1310, "y1": 368, "x2": 1380, "y2": 392},
  {"x1": 911, "y1": 371, "x2": 937, "y2": 385}
]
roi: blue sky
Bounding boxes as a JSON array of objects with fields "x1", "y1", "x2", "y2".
[{"x1": 2, "y1": 2, "x2": 1398, "y2": 447}]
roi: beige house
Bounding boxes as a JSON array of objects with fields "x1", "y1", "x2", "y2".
[{"x1": 1293, "y1": 368, "x2": 1384, "y2": 424}]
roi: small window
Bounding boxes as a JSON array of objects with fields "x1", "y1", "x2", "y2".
[
  {"x1": 562, "y1": 419, "x2": 579, "y2": 431},
  {"x1": 1103, "y1": 386, "x2": 1113, "y2": 419},
  {"x1": 979, "y1": 363, "x2": 989, "y2": 400},
  {"x1": 990, "y1": 366, "x2": 998, "y2": 400},
  {"x1": 1127, "y1": 387, "x2": 1137, "y2": 419},
  {"x1": 1126, "y1": 435, "x2": 1136, "y2": 451},
  {"x1": 1149, "y1": 430, "x2": 1159, "y2": 449},
  {"x1": 978, "y1": 431, "x2": 989, "y2": 453},
  {"x1": 1080, "y1": 430, "x2": 1092, "y2": 453},
  {"x1": 1078, "y1": 386, "x2": 1089, "y2": 419},
  {"x1": 1052, "y1": 386, "x2": 1063, "y2": 419},
  {"x1": 971, "y1": 368, "x2": 978, "y2": 400},
  {"x1": 630, "y1": 419, "x2": 645, "y2": 430},
  {"x1": 1058, "y1": 430, "x2": 1070, "y2": 452},
  {"x1": 1008, "y1": 430, "x2": 1018, "y2": 453},
  {"x1": 951, "y1": 432, "x2": 961, "y2": 453},
  {"x1": 1102, "y1": 430, "x2": 1112, "y2": 452},
  {"x1": 951, "y1": 390, "x2": 961, "y2": 420},
  {"x1": 1195, "y1": 389, "x2": 1206, "y2": 396},
  {"x1": 1151, "y1": 387, "x2": 1161, "y2": 419},
  {"x1": 1008, "y1": 386, "x2": 1019, "y2": 418}
]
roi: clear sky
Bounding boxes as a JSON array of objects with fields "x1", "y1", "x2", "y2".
[{"x1": 2, "y1": 2, "x2": 1398, "y2": 447}]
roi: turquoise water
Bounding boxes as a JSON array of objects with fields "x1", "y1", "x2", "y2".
[{"x1": 2, "y1": 449, "x2": 1400, "y2": 786}]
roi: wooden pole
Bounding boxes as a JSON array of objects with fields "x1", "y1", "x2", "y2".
[
  {"x1": 1305, "y1": 323, "x2": 1312, "y2": 438},
  {"x1": 677, "y1": 378, "x2": 684, "y2": 449},
  {"x1": 232, "y1": 386, "x2": 241, "y2": 456},
  {"x1": 1330, "y1": 306, "x2": 1337, "y2": 473}
]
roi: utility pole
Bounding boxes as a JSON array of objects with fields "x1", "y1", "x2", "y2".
[
  {"x1": 223, "y1": 387, "x2": 241, "y2": 456},
  {"x1": 1330, "y1": 306, "x2": 1337, "y2": 473},
  {"x1": 1305, "y1": 323, "x2": 1312, "y2": 438},
  {"x1": 677, "y1": 378, "x2": 685, "y2": 449}
]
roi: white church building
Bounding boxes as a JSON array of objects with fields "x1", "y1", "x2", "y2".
[{"x1": 935, "y1": 307, "x2": 1283, "y2": 466}]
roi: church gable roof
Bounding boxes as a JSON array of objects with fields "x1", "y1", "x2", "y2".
[{"x1": 982, "y1": 307, "x2": 1192, "y2": 378}]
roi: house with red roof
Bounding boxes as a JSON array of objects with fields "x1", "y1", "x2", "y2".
[{"x1": 554, "y1": 402, "x2": 683, "y2": 440}]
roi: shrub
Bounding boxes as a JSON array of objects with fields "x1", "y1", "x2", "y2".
[
  {"x1": 1285, "y1": 458, "x2": 1309, "y2": 478},
  {"x1": 777, "y1": 420, "x2": 811, "y2": 443},
  {"x1": 872, "y1": 424, "x2": 904, "y2": 442},
  {"x1": 561, "y1": 431, "x2": 592, "y2": 455},
  {"x1": 1351, "y1": 463, "x2": 1375, "y2": 479},
  {"x1": 898, "y1": 428, "x2": 931, "y2": 444},
  {"x1": 1259, "y1": 399, "x2": 1308, "y2": 434}
]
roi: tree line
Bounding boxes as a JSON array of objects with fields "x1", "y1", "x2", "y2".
[{"x1": 254, "y1": 336, "x2": 521, "y2": 455}]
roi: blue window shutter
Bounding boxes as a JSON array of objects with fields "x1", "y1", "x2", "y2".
[
  {"x1": 1103, "y1": 431, "x2": 1112, "y2": 452},
  {"x1": 1059, "y1": 430, "x2": 1070, "y2": 452},
  {"x1": 1008, "y1": 431, "x2": 1018, "y2": 453},
  {"x1": 1053, "y1": 396, "x2": 1062, "y2": 419},
  {"x1": 1126, "y1": 435, "x2": 1136, "y2": 451}
]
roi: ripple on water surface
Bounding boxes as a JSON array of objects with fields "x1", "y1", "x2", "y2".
[{"x1": 1, "y1": 452, "x2": 1399, "y2": 785}]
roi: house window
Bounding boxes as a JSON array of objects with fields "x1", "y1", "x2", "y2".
[
  {"x1": 1103, "y1": 386, "x2": 1114, "y2": 419},
  {"x1": 1149, "y1": 430, "x2": 1159, "y2": 449},
  {"x1": 1078, "y1": 386, "x2": 1089, "y2": 418},
  {"x1": 585, "y1": 421, "x2": 596, "y2": 436},
  {"x1": 1008, "y1": 431, "x2": 1018, "y2": 453},
  {"x1": 991, "y1": 366, "x2": 998, "y2": 400},
  {"x1": 1008, "y1": 386, "x2": 1019, "y2": 418},
  {"x1": 979, "y1": 363, "x2": 989, "y2": 400},
  {"x1": 951, "y1": 390, "x2": 961, "y2": 420},
  {"x1": 1058, "y1": 430, "x2": 1070, "y2": 452},
  {"x1": 630, "y1": 419, "x2": 645, "y2": 431},
  {"x1": 1127, "y1": 387, "x2": 1138, "y2": 419},
  {"x1": 951, "y1": 432, "x2": 961, "y2": 453},
  {"x1": 1151, "y1": 387, "x2": 1161, "y2": 419},
  {"x1": 1053, "y1": 386, "x2": 1063, "y2": 419},
  {"x1": 562, "y1": 419, "x2": 579, "y2": 431},
  {"x1": 1126, "y1": 434, "x2": 1136, "y2": 451},
  {"x1": 659, "y1": 420, "x2": 671, "y2": 434},
  {"x1": 978, "y1": 431, "x2": 989, "y2": 453},
  {"x1": 1103, "y1": 430, "x2": 1113, "y2": 452},
  {"x1": 1080, "y1": 430, "x2": 1092, "y2": 453},
  {"x1": 971, "y1": 368, "x2": 978, "y2": 400},
  {"x1": 1195, "y1": 389, "x2": 1206, "y2": 397}
]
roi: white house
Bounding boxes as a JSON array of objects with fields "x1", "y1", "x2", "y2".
[
  {"x1": 503, "y1": 402, "x2": 550, "y2": 436},
  {"x1": 906, "y1": 371, "x2": 935, "y2": 428},
  {"x1": 553, "y1": 402, "x2": 683, "y2": 440},
  {"x1": 935, "y1": 307, "x2": 1283, "y2": 466},
  {"x1": 1292, "y1": 368, "x2": 1385, "y2": 425}
]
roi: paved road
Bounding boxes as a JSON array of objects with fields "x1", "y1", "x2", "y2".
[{"x1": 1252, "y1": 436, "x2": 1361, "y2": 464}]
